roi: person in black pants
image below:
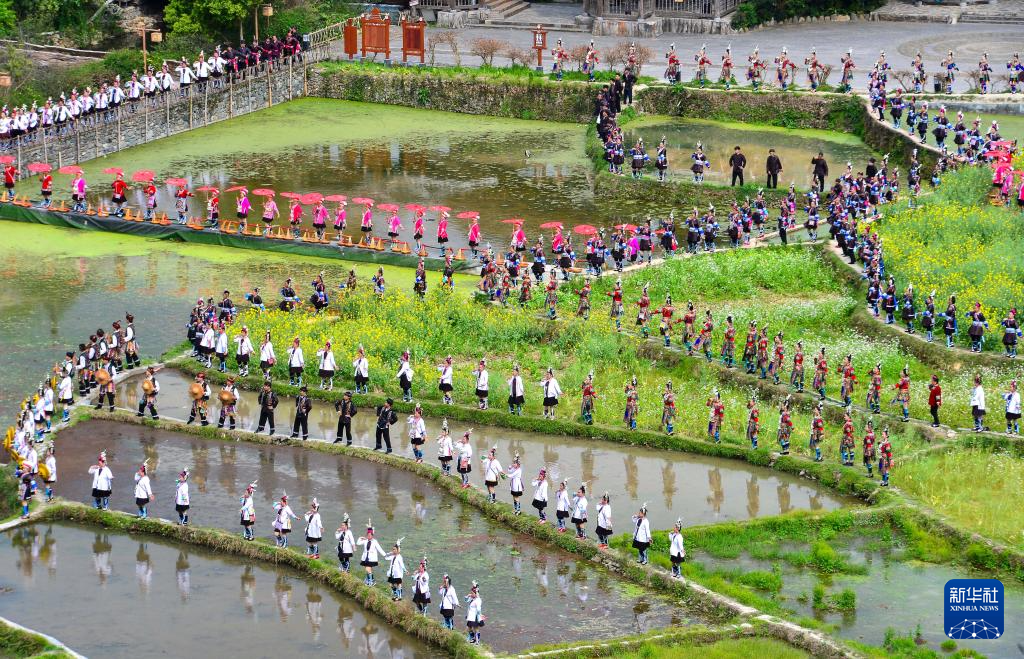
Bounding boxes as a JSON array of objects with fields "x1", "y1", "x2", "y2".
[
  {"x1": 256, "y1": 381, "x2": 278, "y2": 436},
  {"x1": 811, "y1": 151, "x2": 829, "y2": 192},
  {"x1": 777, "y1": 212, "x2": 788, "y2": 245},
  {"x1": 728, "y1": 146, "x2": 746, "y2": 186},
  {"x1": 766, "y1": 148, "x2": 783, "y2": 189},
  {"x1": 374, "y1": 398, "x2": 398, "y2": 453},
  {"x1": 623, "y1": 70, "x2": 636, "y2": 106},
  {"x1": 334, "y1": 391, "x2": 357, "y2": 445},
  {"x1": 291, "y1": 386, "x2": 312, "y2": 440}
]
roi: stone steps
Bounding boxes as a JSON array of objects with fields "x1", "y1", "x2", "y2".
[
  {"x1": 486, "y1": 0, "x2": 531, "y2": 18},
  {"x1": 481, "y1": 17, "x2": 588, "y2": 31},
  {"x1": 958, "y1": 12, "x2": 1024, "y2": 23}
]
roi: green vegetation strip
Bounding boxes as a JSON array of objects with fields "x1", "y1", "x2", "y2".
[
  {"x1": 0, "y1": 618, "x2": 78, "y2": 659},
  {"x1": 35, "y1": 501, "x2": 482, "y2": 659},
  {"x1": 167, "y1": 356, "x2": 893, "y2": 506}
]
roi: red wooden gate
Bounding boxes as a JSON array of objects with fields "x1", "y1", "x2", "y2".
[
  {"x1": 342, "y1": 18, "x2": 358, "y2": 60},
  {"x1": 361, "y1": 8, "x2": 391, "y2": 61},
  {"x1": 401, "y1": 17, "x2": 425, "y2": 64}
]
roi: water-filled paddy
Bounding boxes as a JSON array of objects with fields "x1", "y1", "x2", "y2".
[
  {"x1": 113, "y1": 370, "x2": 857, "y2": 525},
  {"x1": 623, "y1": 117, "x2": 878, "y2": 189},
  {"x1": 0, "y1": 522, "x2": 437, "y2": 658},
  {"x1": 53, "y1": 419, "x2": 694, "y2": 650}
]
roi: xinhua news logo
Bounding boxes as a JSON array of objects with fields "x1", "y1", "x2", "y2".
[{"x1": 945, "y1": 579, "x2": 1004, "y2": 640}]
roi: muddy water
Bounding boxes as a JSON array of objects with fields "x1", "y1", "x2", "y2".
[
  {"x1": 698, "y1": 545, "x2": 1024, "y2": 658},
  {"x1": 624, "y1": 117, "x2": 878, "y2": 190},
  {"x1": 114, "y1": 370, "x2": 856, "y2": 527},
  {"x1": 54, "y1": 419, "x2": 694, "y2": 651},
  {"x1": 0, "y1": 522, "x2": 437, "y2": 658}
]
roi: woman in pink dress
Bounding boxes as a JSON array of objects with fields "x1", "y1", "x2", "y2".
[
  {"x1": 360, "y1": 203, "x2": 374, "y2": 239},
  {"x1": 261, "y1": 196, "x2": 279, "y2": 236},
  {"x1": 71, "y1": 173, "x2": 88, "y2": 213},
  {"x1": 467, "y1": 217, "x2": 482, "y2": 257},
  {"x1": 437, "y1": 211, "x2": 449, "y2": 256},
  {"x1": 387, "y1": 210, "x2": 403, "y2": 244},
  {"x1": 288, "y1": 198, "x2": 303, "y2": 238},
  {"x1": 333, "y1": 201, "x2": 347, "y2": 242},
  {"x1": 511, "y1": 224, "x2": 526, "y2": 252},
  {"x1": 412, "y1": 210, "x2": 425, "y2": 252},
  {"x1": 552, "y1": 227, "x2": 565, "y2": 255},
  {"x1": 312, "y1": 200, "x2": 329, "y2": 240},
  {"x1": 236, "y1": 189, "x2": 251, "y2": 234}
]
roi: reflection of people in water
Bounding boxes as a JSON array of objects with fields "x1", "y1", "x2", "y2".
[
  {"x1": 746, "y1": 476, "x2": 760, "y2": 519},
  {"x1": 777, "y1": 483, "x2": 792, "y2": 514},
  {"x1": 217, "y1": 445, "x2": 237, "y2": 498},
  {"x1": 808, "y1": 491, "x2": 823, "y2": 511},
  {"x1": 176, "y1": 550, "x2": 191, "y2": 601},
  {"x1": 11, "y1": 526, "x2": 40, "y2": 578},
  {"x1": 275, "y1": 574, "x2": 293, "y2": 621},
  {"x1": 581, "y1": 448, "x2": 595, "y2": 487},
  {"x1": 661, "y1": 461, "x2": 676, "y2": 511},
  {"x1": 533, "y1": 556, "x2": 549, "y2": 598},
  {"x1": 374, "y1": 470, "x2": 398, "y2": 521},
  {"x1": 240, "y1": 565, "x2": 257, "y2": 615},
  {"x1": 306, "y1": 587, "x2": 323, "y2": 642},
  {"x1": 92, "y1": 532, "x2": 113, "y2": 585},
  {"x1": 135, "y1": 543, "x2": 152, "y2": 594},
  {"x1": 623, "y1": 455, "x2": 639, "y2": 499},
  {"x1": 706, "y1": 468, "x2": 724, "y2": 515}
]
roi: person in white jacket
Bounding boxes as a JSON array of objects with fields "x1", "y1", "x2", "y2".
[
  {"x1": 357, "y1": 521, "x2": 386, "y2": 586},
  {"x1": 407, "y1": 404, "x2": 427, "y2": 463},
  {"x1": 1003, "y1": 379, "x2": 1021, "y2": 435},
  {"x1": 353, "y1": 345, "x2": 369, "y2": 394},
  {"x1": 385, "y1": 538, "x2": 407, "y2": 601},
  {"x1": 412, "y1": 557, "x2": 431, "y2": 614},
  {"x1": 397, "y1": 350, "x2": 414, "y2": 402},
  {"x1": 287, "y1": 337, "x2": 305, "y2": 387},
  {"x1": 555, "y1": 479, "x2": 571, "y2": 532},
  {"x1": 304, "y1": 498, "x2": 323, "y2": 559},
  {"x1": 595, "y1": 492, "x2": 612, "y2": 548},
  {"x1": 456, "y1": 430, "x2": 474, "y2": 488},
  {"x1": 473, "y1": 358, "x2": 489, "y2": 410},
  {"x1": 437, "y1": 419, "x2": 454, "y2": 476},
  {"x1": 531, "y1": 467, "x2": 549, "y2": 523},
  {"x1": 214, "y1": 324, "x2": 229, "y2": 373},
  {"x1": 259, "y1": 332, "x2": 276, "y2": 380},
  {"x1": 317, "y1": 340, "x2": 336, "y2": 390},
  {"x1": 668, "y1": 518, "x2": 686, "y2": 578},
  {"x1": 541, "y1": 368, "x2": 562, "y2": 419},
  {"x1": 465, "y1": 581, "x2": 484, "y2": 645},
  {"x1": 335, "y1": 513, "x2": 355, "y2": 572},
  {"x1": 507, "y1": 454, "x2": 524, "y2": 514},
  {"x1": 971, "y1": 374, "x2": 987, "y2": 432},
  {"x1": 42, "y1": 446, "x2": 56, "y2": 502},
  {"x1": 437, "y1": 574, "x2": 459, "y2": 630},
  {"x1": 57, "y1": 371, "x2": 73, "y2": 424},
  {"x1": 631, "y1": 503, "x2": 652, "y2": 565},
  {"x1": 133, "y1": 461, "x2": 154, "y2": 519},
  {"x1": 273, "y1": 493, "x2": 298, "y2": 548},
  {"x1": 199, "y1": 323, "x2": 215, "y2": 368},
  {"x1": 507, "y1": 363, "x2": 525, "y2": 415},
  {"x1": 174, "y1": 469, "x2": 190, "y2": 525},
  {"x1": 481, "y1": 447, "x2": 502, "y2": 503},
  {"x1": 234, "y1": 326, "x2": 254, "y2": 377},
  {"x1": 239, "y1": 480, "x2": 257, "y2": 540},
  {"x1": 570, "y1": 483, "x2": 589, "y2": 539},
  {"x1": 437, "y1": 355, "x2": 454, "y2": 405}
]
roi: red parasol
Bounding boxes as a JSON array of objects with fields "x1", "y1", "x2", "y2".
[
  {"x1": 165, "y1": 177, "x2": 188, "y2": 186},
  {"x1": 539, "y1": 221, "x2": 562, "y2": 229},
  {"x1": 456, "y1": 210, "x2": 480, "y2": 220},
  {"x1": 279, "y1": 192, "x2": 301, "y2": 200},
  {"x1": 429, "y1": 205, "x2": 451, "y2": 212},
  {"x1": 352, "y1": 197, "x2": 374, "y2": 205},
  {"x1": 0, "y1": 155, "x2": 14, "y2": 165},
  {"x1": 102, "y1": 167, "x2": 123, "y2": 176},
  {"x1": 500, "y1": 218, "x2": 524, "y2": 224},
  {"x1": 27, "y1": 163, "x2": 52, "y2": 174},
  {"x1": 377, "y1": 202, "x2": 400, "y2": 212},
  {"x1": 57, "y1": 165, "x2": 83, "y2": 175},
  {"x1": 574, "y1": 224, "x2": 598, "y2": 236},
  {"x1": 325, "y1": 194, "x2": 347, "y2": 203},
  {"x1": 196, "y1": 185, "x2": 219, "y2": 193},
  {"x1": 405, "y1": 203, "x2": 426, "y2": 212},
  {"x1": 991, "y1": 140, "x2": 1015, "y2": 148},
  {"x1": 301, "y1": 193, "x2": 324, "y2": 205},
  {"x1": 614, "y1": 223, "x2": 638, "y2": 231},
  {"x1": 225, "y1": 185, "x2": 247, "y2": 192},
  {"x1": 251, "y1": 188, "x2": 275, "y2": 197},
  {"x1": 131, "y1": 170, "x2": 155, "y2": 182}
]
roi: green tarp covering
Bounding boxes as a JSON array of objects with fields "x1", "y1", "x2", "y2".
[{"x1": 0, "y1": 203, "x2": 461, "y2": 270}]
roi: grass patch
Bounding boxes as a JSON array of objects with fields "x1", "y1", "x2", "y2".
[{"x1": 0, "y1": 619, "x2": 75, "y2": 658}]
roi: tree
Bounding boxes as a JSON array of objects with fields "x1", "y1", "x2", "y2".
[
  {"x1": 164, "y1": 0, "x2": 256, "y2": 40},
  {"x1": 469, "y1": 37, "x2": 508, "y2": 67}
]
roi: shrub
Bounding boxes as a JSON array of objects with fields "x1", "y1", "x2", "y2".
[{"x1": 469, "y1": 37, "x2": 508, "y2": 67}]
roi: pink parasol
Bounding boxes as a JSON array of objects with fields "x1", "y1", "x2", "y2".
[
  {"x1": 325, "y1": 194, "x2": 347, "y2": 203},
  {"x1": 456, "y1": 211, "x2": 480, "y2": 220},
  {"x1": 251, "y1": 188, "x2": 275, "y2": 197},
  {"x1": 301, "y1": 193, "x2": 324, "y2": 205},
  {"x1": 500, "y1": 218, "x2": 524, "y2": 224},
  {"x1": 404, "y1": 203, "x2": 426, "y2": 212},
  {"x1": 131, "y1": 170, "x2": 155, "y2": 182},
  {"x1": 991, "y1": 140, "x2": 1015, "y2": 148},
  {"x1": 196, "y1": 185, "x2": 219, "y2": 193},
  {"x1": 27, "y1": 163, "x2": 52, "y2": 174},
  {"x1": 164, "y1": 177, "x2": 188, "y2": 186},
  {"x1": 377, "y1": 203, "x2": 400, "y2": 212},
  {"x1": 352, "y1": 197, "x2": 374, "y2": 206},
  {"x1": 279, "y1": 192, "x2": 301, "y2": 200},
  {"x1": 429, "y1": 205, "x2": 451, "y2": 212},
  {"x1": 225, "y1": 185, "x2": 247, "y2": 192},
  {"x1": 539, "y1": 221, "x2": 562, "y2": 229},
  {"x1": 0, "y1": 155, "x2": 14, "y2": 165},
  {"x1": 102, "y1": 167, "x2": 123, "y2": 175},
  {"x1": 57, "y1": 165, "x2": 83, "y2": 175},
  {"x1": 614, "y1": 223, "x2": 638, "y2": 231},
  {"x1": 574, "y1": 224, "x2": 598, "y2": 236}
]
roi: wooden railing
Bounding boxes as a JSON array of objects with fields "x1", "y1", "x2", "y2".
[
  {"x1": 415, "y1": 0, "x2": 481, "y2": 9},
  {"x1": 597, "y1": 0, "x2": 735, "y2": 18}
]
